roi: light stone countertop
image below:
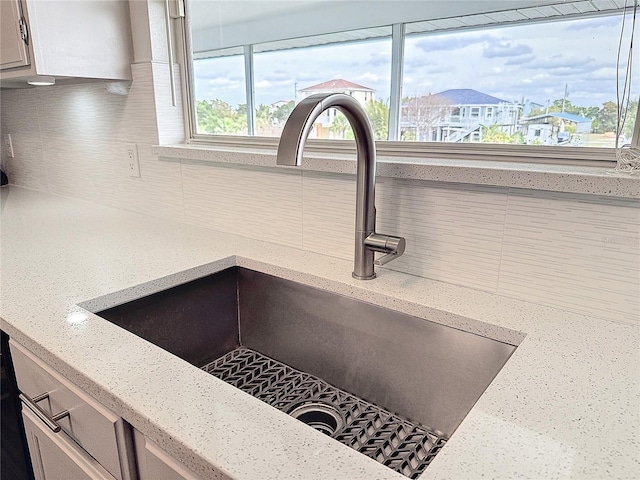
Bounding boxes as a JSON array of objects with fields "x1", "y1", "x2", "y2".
[{"x1": 1, "y1": 186, "x2": 638, "y2": 479}]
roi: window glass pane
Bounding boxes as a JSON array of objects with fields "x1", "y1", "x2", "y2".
[
  {"x1": 193, "y1": 53, "x2": 248, "y2": 135},
  {"x1": 253, "y1": 36, "x2": 392, "y2": 139},
  {"x1": 402, "y1": 14, "x2": 638, "y2": 147}
]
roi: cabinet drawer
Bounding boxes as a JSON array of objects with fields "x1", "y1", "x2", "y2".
[
  {"x1": 9, "y1": 340, "x2": 133, "y2": 480},
  {"x1": 23, "y1": 408, "x2": 116, "y2": 480}
]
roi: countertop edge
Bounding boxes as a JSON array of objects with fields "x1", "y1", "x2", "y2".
[{"x1": 152, "y1": 144, "x2": 640, "y2": 199}]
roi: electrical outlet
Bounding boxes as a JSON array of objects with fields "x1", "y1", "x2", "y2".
[
  {"x1": 4, "y1": 134, "x2": 15, "y2": 158},
  {"x1": 126, "y1": 143, "x2": 140, "y2": 177}
]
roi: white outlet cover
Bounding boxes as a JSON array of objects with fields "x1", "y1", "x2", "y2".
[{"x1": 126, "y1": 143, "x2": 140, "y2": 177}]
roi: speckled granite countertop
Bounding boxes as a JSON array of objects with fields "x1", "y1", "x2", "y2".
[{"x1": 1, "y1": 186, "x2": 638, "y2": 479}]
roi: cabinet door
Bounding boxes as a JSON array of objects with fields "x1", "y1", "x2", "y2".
[
  {"x1": 22, "y1": 407, "x2": 116, "y2": 480},
  {"x1": 133, "y1": 429, "x2": 200, "y2": 480},
  {"x1": 0, "y1": 0, "x2": 29, "y2": 70},
  {"x1": 10, "y1": 340, "x2": 135, "y2": 480}
]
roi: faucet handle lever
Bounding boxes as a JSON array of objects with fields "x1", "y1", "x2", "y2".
[
  {"x1": 374, "y1": 251, "x2": 400, "y2": 266},
  {"x1": 365, "y1": 233, "x2": 406, "y2": 266}
]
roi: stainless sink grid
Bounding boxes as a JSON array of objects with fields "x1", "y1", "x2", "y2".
[{"x1": 201, "y1": 347, "x2": 447, "y2": 479}]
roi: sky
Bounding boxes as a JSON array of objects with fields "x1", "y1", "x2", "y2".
[{"x1": 193, "y1": 13, "x2": 639, "y2": 111}]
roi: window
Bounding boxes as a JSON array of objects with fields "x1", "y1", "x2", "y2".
[
  {"x1": 252, "y1": 35, "x2": 392, "y2": 139},
  {"x1": 184, "y1": 0, "x2": 638, "y2": 160},
  {"x1": 192, "y1": 48, "x2": 247, "y2": 136},
  {"x1": 401, "y1": 7, "x2": 637, "y2": 148},
  {"x1": 486, "y1": 107, "x2": 494, "y2": 120}
]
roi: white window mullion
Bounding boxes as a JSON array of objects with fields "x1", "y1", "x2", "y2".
[
  {"x1": 388, "y1": 23, "x2": 405, "y2": 141},
  {"x1": 244, "y1": 45, "x2": 256, "y2": 136}
]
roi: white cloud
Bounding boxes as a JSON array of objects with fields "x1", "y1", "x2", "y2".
[{"x1": 483, "y1": 41, "x2": 532, "y2": 59}]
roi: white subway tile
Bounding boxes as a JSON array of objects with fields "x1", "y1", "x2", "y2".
[
  {"x1": 182, "y1": 162, "x2": 303, "y2": 248},
  {"x1": 499, "y1": 190, "x2": 640, "y2": 324},
  {"x1": 1, "y1": 132, "x2": 48, "y2": 191},
  {"x1": 376, "y1": 178, "x2": 507, "y2": 291},
  {"x1": 1, "y1": 88, "x2": 42, "y2": 137},
  {"x1": 302, "y1": 171, "x2": 355, "y2": 260}
]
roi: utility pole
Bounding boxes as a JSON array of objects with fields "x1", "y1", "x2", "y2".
[{"x1": 561, "y1": 84, "x2": 568, "y2": 112}]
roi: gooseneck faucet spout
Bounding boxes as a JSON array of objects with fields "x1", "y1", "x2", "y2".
[{"x1": 276, "y1": 93, "x2": 405, "y2": 279}]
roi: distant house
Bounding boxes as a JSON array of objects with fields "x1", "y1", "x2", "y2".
[
  {"x1": 401, "y1": 88, "x2": 521, "y2": 142},
  {"x1": 297, "y1": 79, "x2": 375, "y2": 138},
  {"x1": 520, "y1": 112, "x2": 593, "y2": 145},
  {"x1": 298, "y1": 78, "x2": 374, "y2": 104}
]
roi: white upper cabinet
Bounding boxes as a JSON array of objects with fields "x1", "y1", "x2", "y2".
[
  {"x1": 0, "y1": 0, "x2": 30, "y2": 70},
  {"x1": 0, "y1": 0, "x2": 133, "y2": 84}
]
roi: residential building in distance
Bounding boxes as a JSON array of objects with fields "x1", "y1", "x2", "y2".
[
  {"x1": 401, "y1": 88, "x2": 521, "y2": 142},
  {"x1": 297, "y1": 79, "x2": 375, "y2": 138},
  {"x1": 519, "y1": 112, "x2": 593, "y2": 145},
  {"x1": 298, "y1": 78, "x2": 375, "y2": 104}
]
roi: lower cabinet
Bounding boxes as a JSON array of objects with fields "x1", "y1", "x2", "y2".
[
  {"x1": 10, "y1": 339, "x2": 203, "y2": 480},
  {"x1": 9, "y1": 340, "x2": 136, "y2": 480},
  {"x1": 22, "y1": 407, "x2": 116, "y2": 480},
  {"x1": 133, "y1": 429, "x2": 200, "y2": 480}
]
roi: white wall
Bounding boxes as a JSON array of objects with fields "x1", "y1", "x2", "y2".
[{"x1": 1, "y1": 61, "x2": 638, "y2": 326}]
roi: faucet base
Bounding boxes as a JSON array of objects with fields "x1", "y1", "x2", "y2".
[{"x1": 352, "y1": 271, "x2": 376, "y2": 280}]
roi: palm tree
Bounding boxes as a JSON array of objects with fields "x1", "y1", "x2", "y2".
[{"x1": 329, "y1": 111, "x2": 354, "y2": 139}]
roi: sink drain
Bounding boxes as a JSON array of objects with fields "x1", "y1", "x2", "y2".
[{"x1": 289, "y1": 402, "x2": 344, "y2": 436}]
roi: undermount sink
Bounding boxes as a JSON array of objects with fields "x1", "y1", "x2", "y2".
[{"x1": 94, "y1": 267, "x2": 516, "y2": 478}]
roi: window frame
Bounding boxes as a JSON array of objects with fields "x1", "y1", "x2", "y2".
[{"x1": 179, "y1": 3, "x2": 639, "y2": 169}]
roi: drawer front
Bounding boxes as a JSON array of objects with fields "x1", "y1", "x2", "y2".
[
  {"x1": 23, "y1": 407, "x2": 116, "y2": 480},
  {"x1": 9, "y1": 340, "x2": 129, "y2": 480}
]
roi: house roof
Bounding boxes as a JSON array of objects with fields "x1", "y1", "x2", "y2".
[
  {"x1": 300, "y1": 79, "x2": 374, "y2": 92},
  {"x1": 522, "y1": 112, "x2": 592, "y2": 123},
  {"x1": 433, "y1": 89, "x2": 508, "y2": 105}
]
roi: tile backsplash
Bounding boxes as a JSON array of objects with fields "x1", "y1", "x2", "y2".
[
  {"x1": 1, "y1": 68, "x2": 638, "y2": 325},
  {"x1": 498, "y1": 190, "x2": 639, "y2": 323}
]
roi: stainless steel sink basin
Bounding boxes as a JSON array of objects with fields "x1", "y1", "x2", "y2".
[{"x1": 95, "y1": 267, "x2": 516, "y2": 477}]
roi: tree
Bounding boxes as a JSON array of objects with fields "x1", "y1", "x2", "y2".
[
  {"x1": 575, "y1": 105, "x2": 600, "y2": 120},
  {"x1": 365, "y1": 99, "x2": 390, "y2": 140},
  {"x1": 402, "y1": 94, "x2": 452, "y2": 141},
  {"x1": 272, "y1": 101, "x2": 295, "y2": 123},
  {"x1": 400, "y1": 130, "x2": 416, "y2": 141},
  {"x1": 196, "y1": 99, "x2": 246, "y2": 135},
  {"x1": 255, "y1": 104, "x2": 273, "y2": 135},
  {"x1": 529, "y1": 99, "x2": 598, "y2": 120},
  {"x1": 329, "y1": 111, "x2": 354, "y2": 139},
  {"x1": 326, "y1": 99, "x2": 389, "y2": 140},
  {"x1": 480, "y1": 124, "x2": 524, "y2": 144},
  {"x1": 595, "y1": 101, "x2": 618, "y2": 134},
  {"x1": 622, "y1": 99, "x2": 638, "y2": 139}
]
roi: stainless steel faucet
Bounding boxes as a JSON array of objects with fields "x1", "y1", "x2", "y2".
[{"x1": 276, "y1": 93, "x2": 406, "y2": 279}]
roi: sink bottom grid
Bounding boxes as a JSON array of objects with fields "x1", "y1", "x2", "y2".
[{"x1": 201, "y1": 347, "x2": 447, "y2": 479}]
